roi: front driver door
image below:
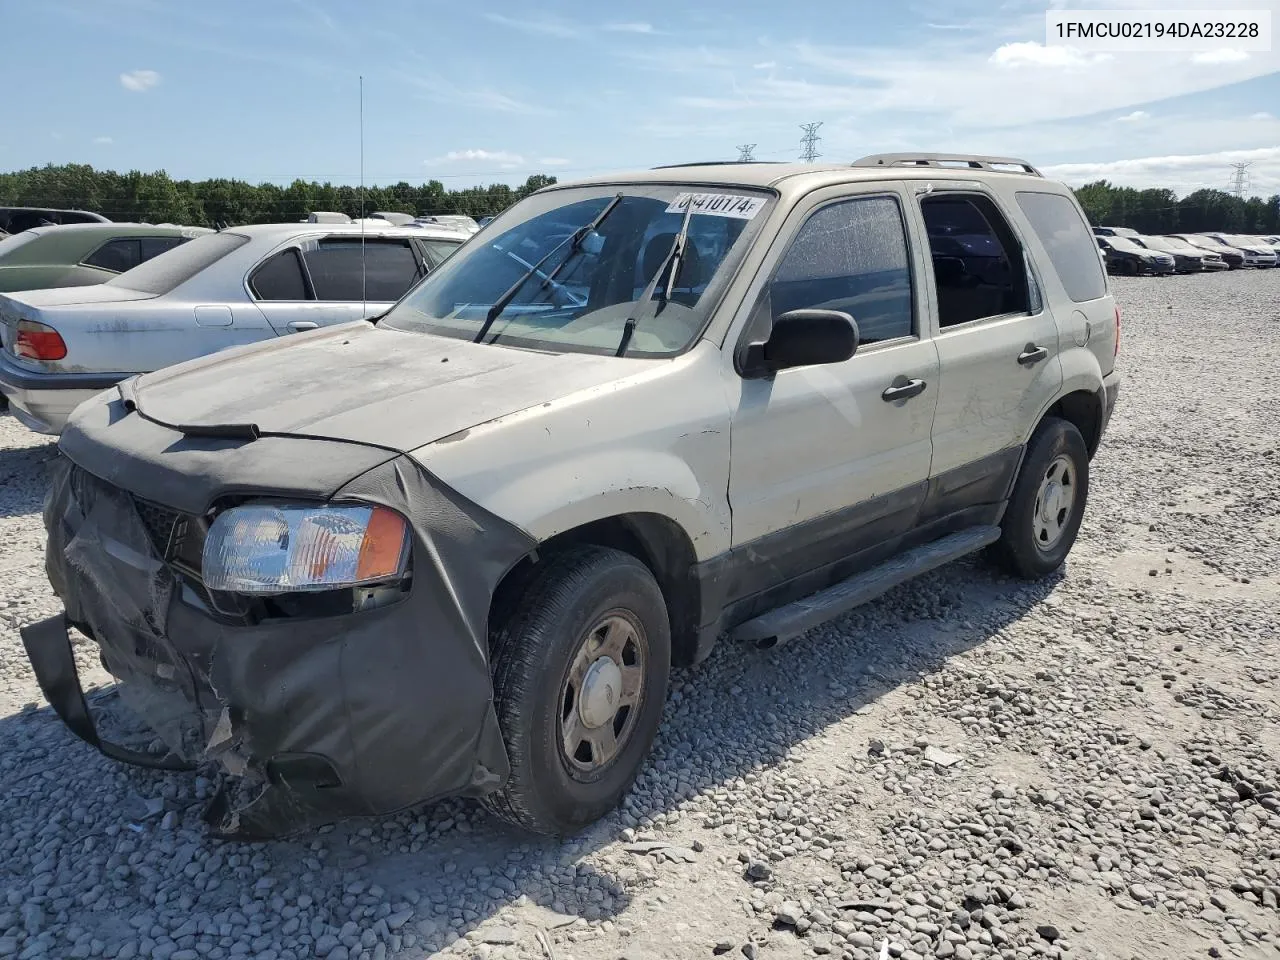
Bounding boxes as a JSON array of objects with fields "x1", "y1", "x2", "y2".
[{"x1": 726, "y1": 187, "x2": 939, "y2": 597}]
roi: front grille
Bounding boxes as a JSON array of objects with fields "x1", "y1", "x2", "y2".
[{"x1": 132, "y1": 497, "x2": 182, "y2": 558}]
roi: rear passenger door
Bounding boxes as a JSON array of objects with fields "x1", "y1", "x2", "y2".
[
  {"x1": 249, "y1": 236, "x2": 427, "y2": 335},
  {"x1": 911, "y1": 188, "x2": 1062, "y2": 495}
]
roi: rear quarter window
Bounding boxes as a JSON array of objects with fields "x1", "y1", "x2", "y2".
[{"x1": 1015, "y1": 191, "x2": 1107, "y2": 303}]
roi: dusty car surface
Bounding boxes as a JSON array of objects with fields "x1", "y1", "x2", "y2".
[
  {"x1": 0, "y1": 222, "x2": 466, "y2": 434},
  {"x1": 0, "y1": 222, "x2": 212, "y2": 293},
  {"x1": 21, "y1": 154, "x2": 1120, "y2": 839}
]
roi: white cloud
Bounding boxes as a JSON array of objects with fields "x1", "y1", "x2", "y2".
[
  {"x1": 1191, "y1": 49, "x2": 1249, "y2": 65},
  {"x1": 752, "y1": 60, "x2": 776, "y2": 70},
  {"x1": 427, "y1": 149, "x2": 526, "y2": 170},
  {"x1": 93, "y1": 135, "x2": 113, "y2": 144},
  {"x1": 483, "y1": 12, "x2": 580, "y2": 38},
  {"x1": 604, "y1": 22, "x2": 655, "y2": 34},
  {"x1": 536, "y1": 157, "x2": 572, "y2": 166},
  {"x1": 119, "y1": 69, "x2": 160, "y2": 92},
  {"x1": 1042, "y1": 146, "x2": 1280, "y2": 195},
  {"x1": 1250, "y1": 111, "x2": 1274, "y2": 121},
  {"x1": 1113, "y1": 110, "x2": 1149, "y2": 123},
  {"x1": 989, "y1": 42, "x2": 1105, "y2": 68}
]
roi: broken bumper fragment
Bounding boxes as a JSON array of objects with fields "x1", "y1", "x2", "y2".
[{"x1": 22, "y1": 449, "x2": 535, "y2": 839}]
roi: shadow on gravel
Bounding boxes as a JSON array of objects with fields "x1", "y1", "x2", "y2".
[
  {"x1": 0, "y1": 556, "x2": 1063, "y2": 955},
  {"x1": 0, "y1": 435, "x2": 57, "y2": 519}
]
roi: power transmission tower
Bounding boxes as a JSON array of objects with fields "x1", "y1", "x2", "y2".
[
  {"x1": 1228, "y1": 162, "x2": 1252, "y2": 198},
  {"x1": 736, "y1": 143, "x2": 757, "y2": 162},
  {"x1": 799, "y1": 122, "x2": 823, "y2": 163}
]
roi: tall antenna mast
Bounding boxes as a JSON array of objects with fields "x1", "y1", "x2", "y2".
[
  {"x1": 360, "y1": 74, "x2": 367, "y2": 317},
  {"x1": 736, "y1": 143, "x2": 756, "y2": 162},
  {"x1": 799, "y1": 122, "x2": 823, "y2": 163},
  {"x1": 1228, "y1": 161, "x2": 1252, "y2": 199}
]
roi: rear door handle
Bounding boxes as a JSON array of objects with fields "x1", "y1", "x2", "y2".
[
  {"x1": 287, "y1": 321, "x2": 319, "y2": 333},
  {"x1": 881, "y1": 378, "x2": 927, "y2": 402},
  {"x1": 1017, "y1": 344, "x2": 1048, "y2": 365}
]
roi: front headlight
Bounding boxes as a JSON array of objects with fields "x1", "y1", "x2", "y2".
[{"x1": 202, "y1": 502, "x2": 410, "y2": 594}]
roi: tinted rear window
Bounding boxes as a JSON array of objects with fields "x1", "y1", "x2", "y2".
[
  {"x1": 302, "y1": 239, "x2": 421, "y2": 301},
  {"x1": 107, "y1": 232, "x2": 249, "y2": 295},
  {"x1": 1015, "y1": 192, "x2": 1107, "y2": 303}
]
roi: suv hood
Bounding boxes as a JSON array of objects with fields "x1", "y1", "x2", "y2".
[{"x1": 122, "y1": 321, "x2": 651, "y2": 452}]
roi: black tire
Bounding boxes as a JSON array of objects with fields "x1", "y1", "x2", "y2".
[
  {"x1": 990, "y1": 417, "x2": 1089, "y2": 580},
  {"x1": 483, "y1": 546, "x2": 671, "y2": 835}
]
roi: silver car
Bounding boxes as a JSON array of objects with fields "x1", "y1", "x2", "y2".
[{"x1": 0, "y1": 222, "x2": 467, "y2": 433}]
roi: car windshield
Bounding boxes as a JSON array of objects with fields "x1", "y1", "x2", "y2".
[
  {"x1": 0, "y1": 230, "x2": 42, "y2": 260},
  {"x1": 1137, "y1": 236, "x2": 1174, "y2": 251},
  {"x1": 380, "y1": 185, "x2": 774, "y2": 357},
  {"x1": 1105, "y1": 237, "x2": 1146, "y2": 253},
  {"x1": 106, "y1": 231, "x2": 249, "y2": 295}
]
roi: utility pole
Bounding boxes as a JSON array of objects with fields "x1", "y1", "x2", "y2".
[
  {"x1": 799, "y1": 122, "x2": 823, "y2": 163},
  {"x1": 736, "y1": 143, "x2": 757, "y2": 162},
  {"x1": 1228, "y1": 162, "x2": 1252, "y2": 199}
]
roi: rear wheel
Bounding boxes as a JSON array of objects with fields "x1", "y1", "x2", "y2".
[
  {"x1": 483, "y1": 546, "x2": 670, "y2": 835},
  {"x1": 990, "y1": 417, "x2": 1089, "y2": 579}
]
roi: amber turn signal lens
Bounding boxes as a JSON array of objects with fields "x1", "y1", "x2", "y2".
[{"x1": 356, "y1": 505, "x2": 409, "y2": 582}]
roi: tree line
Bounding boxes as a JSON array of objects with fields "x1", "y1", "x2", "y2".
[
  {"x1": 0, "y1": 164, "x2": 558, "y2": 227},
  {"x1": 1073, "y1": 180, "x2": 1279, "y2": 235},
  {"x1": 2, "y1": 164, "x2": 1279, "y2": 236}
]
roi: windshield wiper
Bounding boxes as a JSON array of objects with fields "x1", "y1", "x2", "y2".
[
  {"x1": 614, "y1": 201, "x2": 693, "y2": 358},
  {"x1": 473, "y1": 192, "x2": 623, "y2": 345}
]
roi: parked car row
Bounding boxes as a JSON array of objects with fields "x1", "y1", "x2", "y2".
[
  {"x1": 1092, "y1": 224, "x2": 1279, "y2": 274},
  {"x1": 303, "y1": 210, "x2": 482, "y2": 235},
  {"x1": 0, "y1": 221, "x2": 467, "y2": 432}
]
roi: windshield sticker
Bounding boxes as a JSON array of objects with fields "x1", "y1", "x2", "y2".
[{"x1": 665, "y1": 193, "x2": 765, "y2": 220}]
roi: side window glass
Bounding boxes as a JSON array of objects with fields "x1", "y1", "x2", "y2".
[
  {"x1": 769, "y1": 195, "x2": 914, "y2": 345},
  {"x1": 422, "y1": 239, "x2": 461, "y2": 266},
  {"x1": 83, "y1": 238, "x2": 141, "y2": 273},
  {"x1": 920, "y1": 194, "x2": 1030, "y2": 328},
  {"x1": 139, "y1": 236, "x2": 187, "y2": 261},
  {"x1": 1015, "y1": 191, "x2": 1107, "y2": 303},
  {"x1": 249, "y1": 248, "x2": 309, "y2": 300},
  {"x1": 304, "y1": 239, "x2": 421, "y2": 301}
]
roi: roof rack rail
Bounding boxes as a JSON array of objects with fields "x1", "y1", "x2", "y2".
[
  {"x1": 651, "y1": 160, "x2": 784, "y2": 169},
  {"x1": 853, "y1": 153, "x2": 1042, "y2": 176}
]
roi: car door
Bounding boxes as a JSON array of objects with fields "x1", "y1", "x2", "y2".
[
  {"x1": 250, "y1": 236, "x2": 426, "y2": 335},
  {"x1": 909, "y1": 187, "x2": 1063, "y2": 500},
  {"x1": 725, "y1": 185, "x2": 939, "y2": 593}
]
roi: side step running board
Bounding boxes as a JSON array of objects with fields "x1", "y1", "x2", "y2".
[{"x1": 730, "y1": 526, "x2": 1002, "y2": 648}]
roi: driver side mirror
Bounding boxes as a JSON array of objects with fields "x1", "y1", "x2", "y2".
[{"x1": 741, "y1": 309, "x2": 859, "y2": 379}]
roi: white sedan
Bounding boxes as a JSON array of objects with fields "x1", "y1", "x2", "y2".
[{"x1": 0, "y1": 222, "x2": 467, "y2": 433}]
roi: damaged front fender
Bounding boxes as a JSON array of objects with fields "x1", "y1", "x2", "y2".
[{"x1": 24, "y1": 451, "x2": 536, "y2": 839}]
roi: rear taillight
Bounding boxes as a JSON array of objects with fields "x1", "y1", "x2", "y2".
[
  {"x1": 1113, "y1": 304, "x2": 1121, "y2": 358},
  {"x1": 13, "y1": 320, "x2": 67, "y2": 361}
]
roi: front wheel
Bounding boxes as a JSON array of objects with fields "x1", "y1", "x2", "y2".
[
  {"x1": 483, "y1": 546, "x2": 671, "y2": 835},
  {"x1": 990, "y1": 417, "x2": 1090, "y2": 579}
]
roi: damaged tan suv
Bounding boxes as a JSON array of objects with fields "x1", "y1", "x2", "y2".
[{"x1": 22, "y1": 154, "x2": 1120, "y2": 839}]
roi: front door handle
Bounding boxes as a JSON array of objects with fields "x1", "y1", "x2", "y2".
[
  {"x1": 1017, "y1": 344, "x2": 1049, "y2": 366},
  {"x1": 881, "y1": 378, "x2": 927, "y2": 402},
  {"x1": 287, "y1": 321, "x2": 319, "y2": 333}
]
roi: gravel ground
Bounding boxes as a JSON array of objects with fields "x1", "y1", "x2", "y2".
[{"x1": 1, "y1": 268, "x2": 1278, "y2": 960}]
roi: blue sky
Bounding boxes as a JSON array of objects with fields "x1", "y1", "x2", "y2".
[{"x1": 4, "y1": 0, "x2": 1279, "y2": 196}]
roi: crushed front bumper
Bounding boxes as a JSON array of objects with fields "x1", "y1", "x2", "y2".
[{"x1": 22, "y1": 451, "x2": 535, "y2": 839}]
